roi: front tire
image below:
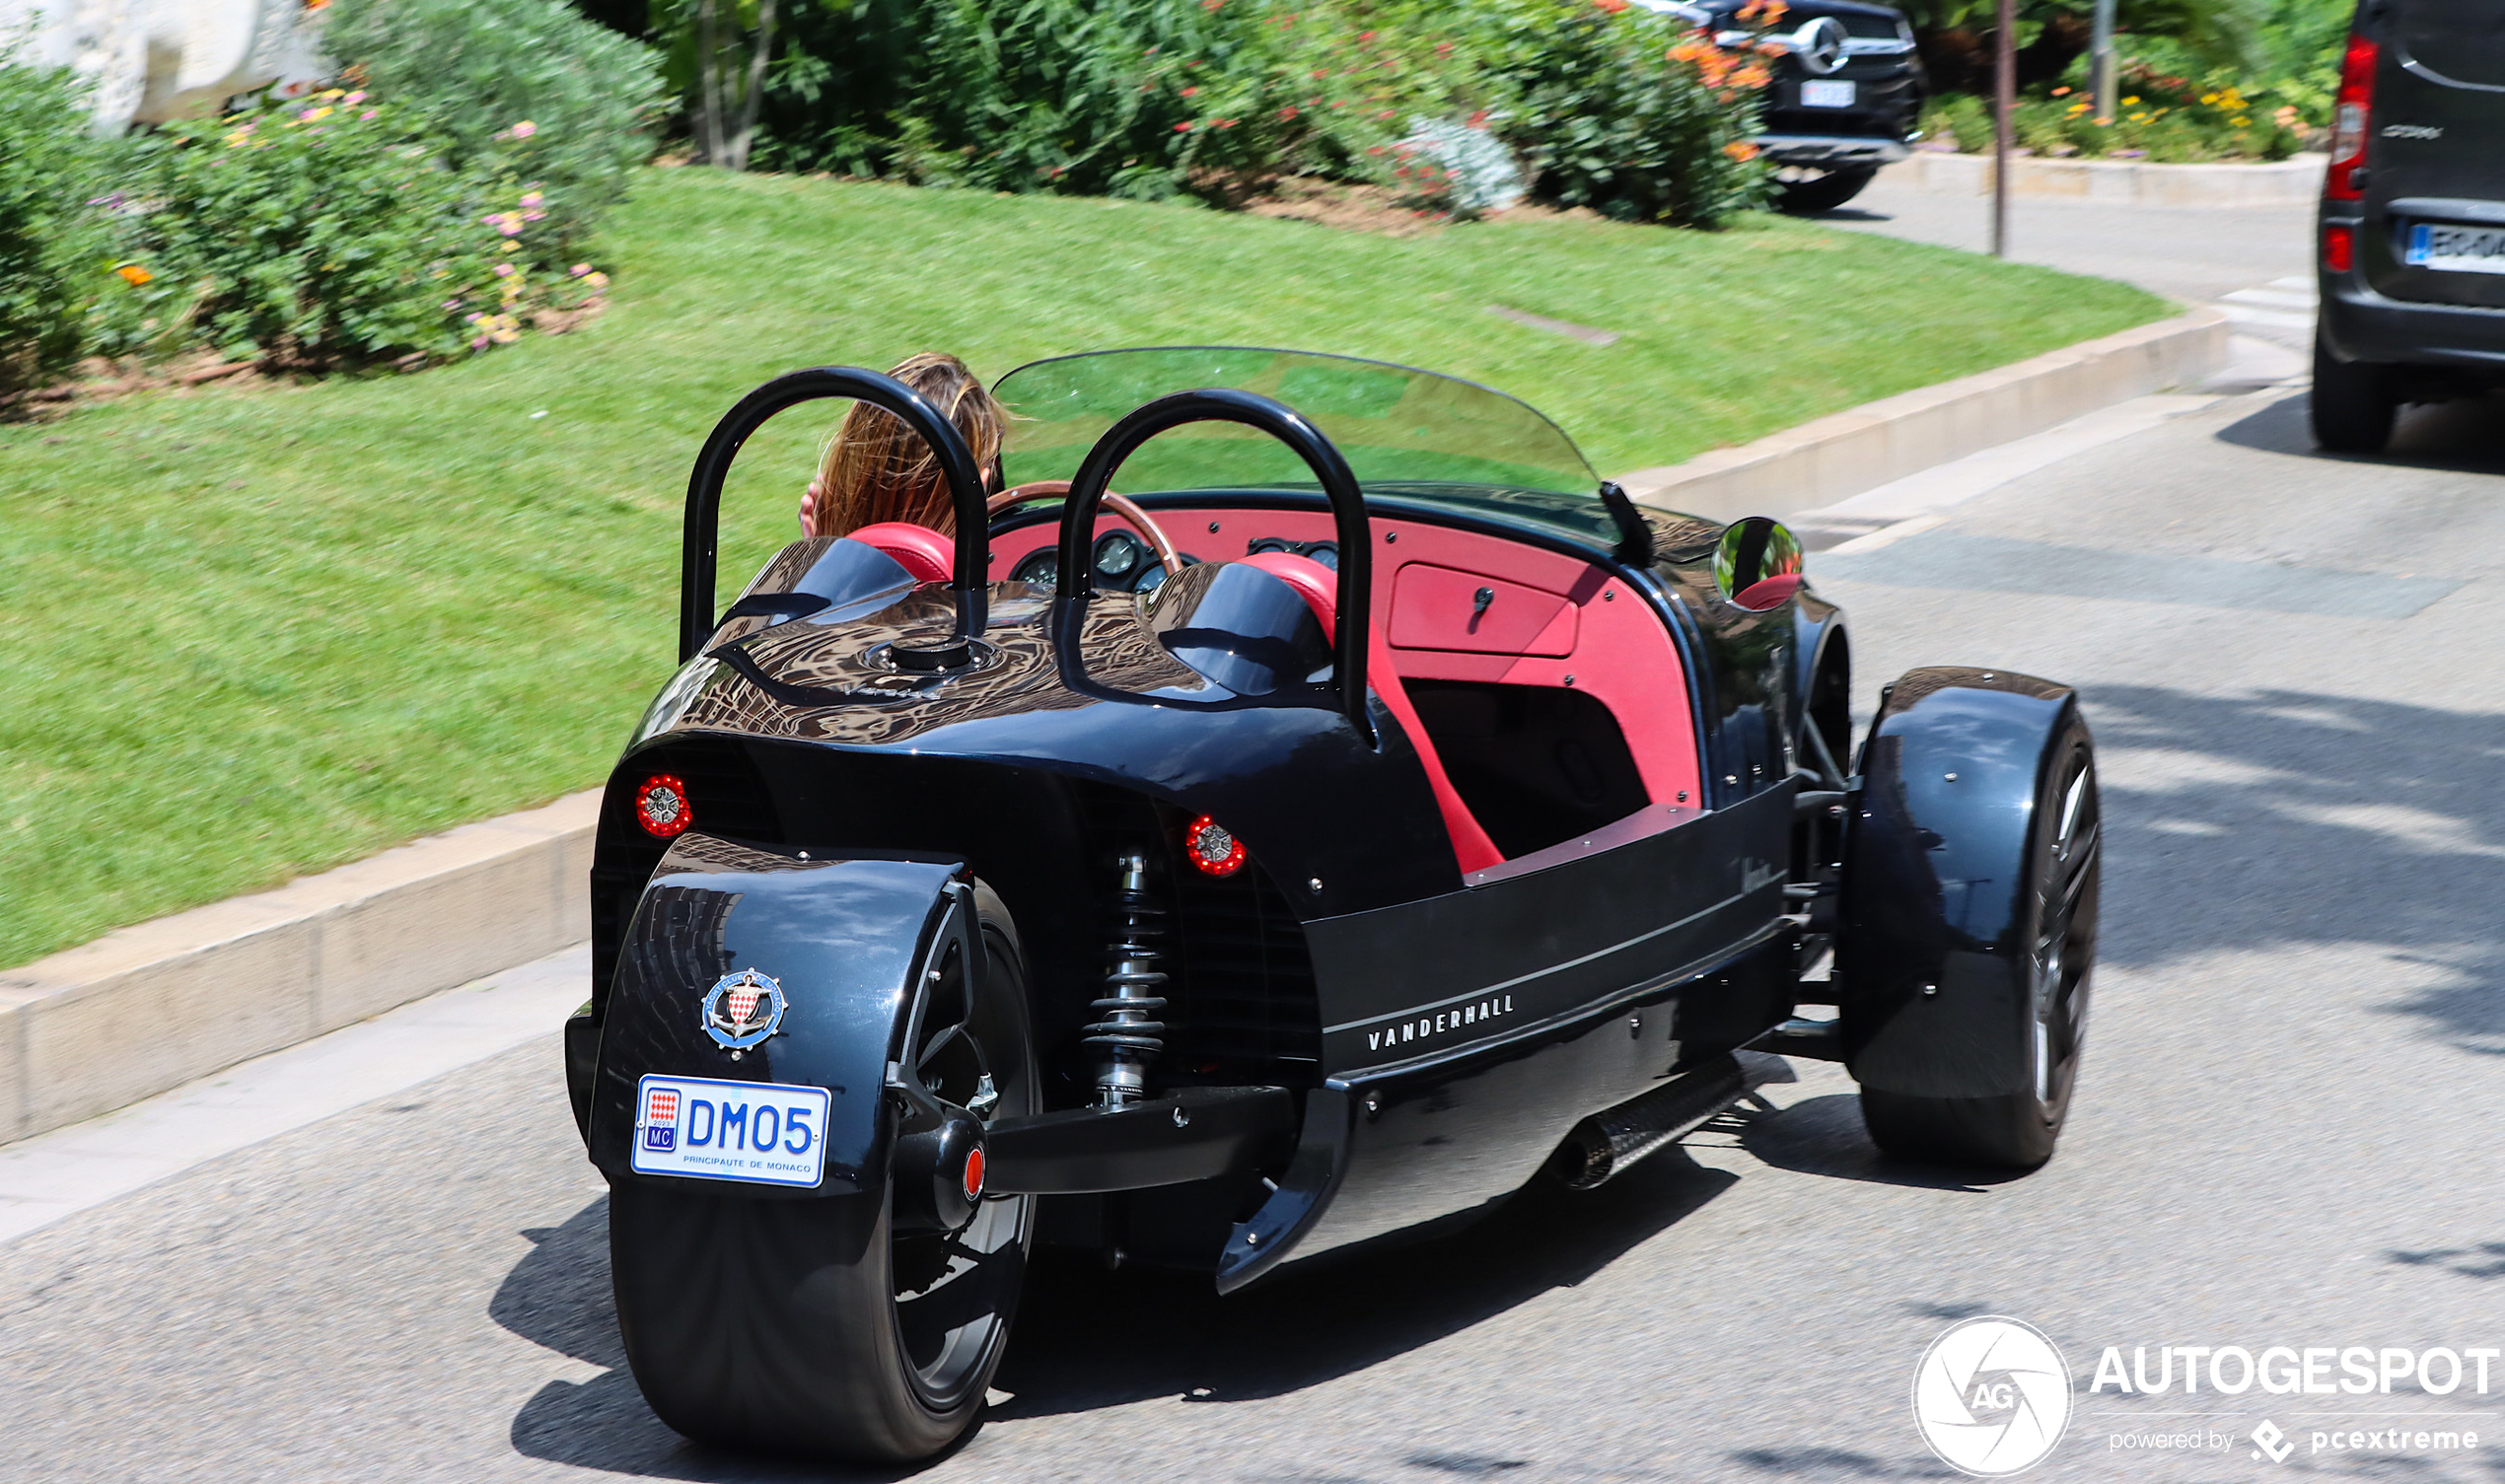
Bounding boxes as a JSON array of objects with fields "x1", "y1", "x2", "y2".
[
  {"x1": 2311, "y1": 332, "x2": 2398, "y2": 454},
  {"x1": 608, "y1": 886, "x2": 1037, "y2": 1463},
  {"x1": 1859, "y1": 718, "x2": 2099, "y2": 1168},
  {"x1": 1774, "y1": 165, "x2": 1878, "y2": 214}
]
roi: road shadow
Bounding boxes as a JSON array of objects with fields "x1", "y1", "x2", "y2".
[
  {"x1": 2386, "y1": 1242, "x2": 2505, "y2": 1281},
  {"x1": 2080, "y1": 683, "x2": 2505, "y2": 1057},
  {"x1": 1720, "y1": 1096, "x2": 2024, "y2": 1191},
  {"x1": 2215, "y1": 384, "x2": 2505, "y2": 474},
  {"x1": 494, "y1": 1152, "x2": 1738, "y2": 1475}
]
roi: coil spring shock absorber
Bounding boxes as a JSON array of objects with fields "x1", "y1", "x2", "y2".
[{"x1": 1083, "y1": 850, "x2": 1168, "y2": 1106}]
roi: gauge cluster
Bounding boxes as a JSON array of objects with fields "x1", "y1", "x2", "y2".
[{"x1": 1003, "y1": 530, "x2": 1338, "y2": 595}]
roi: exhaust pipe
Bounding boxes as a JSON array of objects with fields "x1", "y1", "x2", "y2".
[{"x1": 1549, "y1": 1051, "x2": 1792, "y2": 1189}]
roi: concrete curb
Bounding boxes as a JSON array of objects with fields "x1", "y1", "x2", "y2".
[
  {"x1": 0, "y1": 790, "x2": 600, "y2": 1144},
  {"x1": 1886, "y1": 151, "x2": 2326, "y2": 209},
  {"x1": 1613, "y1": 307, "x2": 2229, "y2": 522}
]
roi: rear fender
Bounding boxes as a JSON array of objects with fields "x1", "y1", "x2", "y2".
[
  {"x1": 585, "y1": 833, "x2": 971, "y2": 1196},
  {"x1": 1839, "y1": 668, "x2": 2079, "y2": 1098}
]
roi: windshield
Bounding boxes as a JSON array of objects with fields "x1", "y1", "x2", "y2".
[{"x1": 992, "y1": 347, "x2": 1600, "y2": 501}]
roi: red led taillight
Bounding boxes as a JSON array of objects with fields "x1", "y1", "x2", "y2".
[
  {"x1": 635, "y1": 774, "x2": 693, "y2": 839},
  {"x1": 2325, "y1": 225, "x2": 2356, "y2": 273},
  {"x1": 2326, "y1": 34, "x2": 2378, "y2": 201},
  {"x1": 1184, "y1": 814, "x2": 1246, "y2": 877},
  {"x1": 961, "y1": 1145, "x2": 985, "y2": 1201}
]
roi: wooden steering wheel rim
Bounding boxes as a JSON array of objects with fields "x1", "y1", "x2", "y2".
[{"x1": 989, "y1": 480, "x2": 1185, "y2": 579}]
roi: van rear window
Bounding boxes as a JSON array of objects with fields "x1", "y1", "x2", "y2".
[{"x1": 2398, "y1": 0, "x2": 2505, "y2": 88}]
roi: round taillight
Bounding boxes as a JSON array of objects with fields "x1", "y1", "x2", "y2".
[
  {"x1": 961, "y1": 1145, "x2": 985, "y2": 1202},
  {"x1": 635, "y1": 774, "x2": 692, "y2": 839},
  {"x1": 1184, "y1": 814, "x2": 1246, "y2": 877}
]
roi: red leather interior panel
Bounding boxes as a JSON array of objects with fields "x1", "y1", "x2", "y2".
[
  {"x1": 987, "y1": 507, "x2": 1703, "y2": 811},
  {"x1": 1389, "y1": 564, "x2": 1577, "y2": 657},
  {"x1": 845, "y1": 522, "x2": 954, "y2": 584}
]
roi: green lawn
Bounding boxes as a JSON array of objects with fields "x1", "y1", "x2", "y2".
[{"x1": 0, "y1": 169, "x2": 2165, "y2": 968}]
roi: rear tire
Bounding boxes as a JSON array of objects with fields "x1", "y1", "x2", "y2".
[
  {"x1": 1859, "y1": 717, "x2": 2099, "y2": 1169},
  {"x1": 608, "y1": 886, "x2": 1037, "y2": 1463},
  {"x1": 2311, "y1": 333, "x2": 2398, "y2": 454},
  {"x1": 1775, "y1": 165, "x2": 1878, "y2": 215}
]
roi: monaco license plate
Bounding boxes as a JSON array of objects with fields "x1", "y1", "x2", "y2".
[
  {"x1": 2405, "y1": 221, "x2": 2505, "y2": 276},
  {"x1": 630, "y1": 1073, "x2": 830, "y2": 1188},
  {"x1": 1801, "y1": 79, "x2": 1857, "y2": 107}
]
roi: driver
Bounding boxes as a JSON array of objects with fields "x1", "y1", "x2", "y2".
[{"x1": 797, "y1": 352, "x2": 1010, "y2": 539}]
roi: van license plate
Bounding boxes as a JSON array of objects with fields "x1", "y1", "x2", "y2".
[
  {"x1": 2405, "y1": 222, "x2": 2505, "y2": 276},
  {"x1": 1801, "y1": 80, "x2": 1857, "y2": 107},
  {"x1": 630, "y1": 1073, "x2": 830, "y2": 1187}
]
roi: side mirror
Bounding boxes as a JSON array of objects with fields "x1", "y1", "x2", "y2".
[{"x1": 1715, "y1": 516, "x2": 1805, "y2": 611}]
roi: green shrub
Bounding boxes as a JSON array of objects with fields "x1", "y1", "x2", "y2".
[
  {"x1": 107, "y1": 92, "x2": 603, "y2": 366},
  {"x1": 0, "y1": 57, "x2": 119, "y2": 393},
  {"x1": 1475, "y1": 0, "x2": 1770, "y2": 227},
  {"x1": 724, "y1": 0, "x2": 1763, "y2": 225},
  {"x1": 322, "y1": 0, "x2": 664, "y2": 246}
]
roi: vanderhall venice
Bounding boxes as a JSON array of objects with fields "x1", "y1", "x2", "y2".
[{"x1": 565, "y1": 347, "x2": 2102, "y2": 1461}]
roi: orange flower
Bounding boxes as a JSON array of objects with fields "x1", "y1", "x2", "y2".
[
  {"x1": 114, "y1": 264, "x2": 152, "y2": 286},
  {"x1": 1724, "y1": 140, "x2": 1760, "y2": 161},
  {"x1": 1594, "y1": 0, "x2": 1628, "y2": 12}
]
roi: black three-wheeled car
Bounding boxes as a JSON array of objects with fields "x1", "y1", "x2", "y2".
[{"x1": 564, "y1": 348, "x2": 2100, "y2": 1462}]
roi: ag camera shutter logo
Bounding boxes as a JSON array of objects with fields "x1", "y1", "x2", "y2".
[{"x1": 1913, "y1": 1317, "x2": 2074, "y2": 1475}]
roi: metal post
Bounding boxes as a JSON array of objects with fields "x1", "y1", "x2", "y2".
[
  {"x1": 2091, "y1": 0, "x2": 2118, "y2": 122},
  {"x1": 1992, "y1": 0, "x2": 2014, "y2": 256}
]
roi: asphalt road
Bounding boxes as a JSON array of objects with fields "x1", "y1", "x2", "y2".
[
  {"x1": 1823, "y1": 169, "x2": 2321, "y2": 335},
  {"x1": 4, "y1": 271, "x2": 2503, "y2": 1483}
]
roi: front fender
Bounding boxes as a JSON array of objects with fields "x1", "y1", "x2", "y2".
[
  {"x1": 585, "y1": 834, "x2": 966, "y2": 1196},
  {"x1": 1838, "y1": 668, "x2": 2079, "y2": 1098}
]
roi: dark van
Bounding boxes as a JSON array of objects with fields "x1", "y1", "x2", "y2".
[{"x1": 2314, "y1": 0, "x2": 2505, "y2": 452}]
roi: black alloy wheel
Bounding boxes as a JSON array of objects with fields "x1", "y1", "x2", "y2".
[
  {"x1": 1860, "y1": 722, "x2": 2099, "y2": 1168},
  {"x1": 608, "y1": 884, "x2": 1038, "y2": 1463},
  {"x1": 2310, "y1": 332, "x2": 2399, "y2": 454},
  {"x1": 1773, "y1": 164, "x2": 1879, "y2": 215}
]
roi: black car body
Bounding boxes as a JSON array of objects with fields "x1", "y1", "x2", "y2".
[
  {"x1": 1644, "y1": 0, "x2": 1926, "y2": 211},
  {"x1": 566, "y1": 348, "x2": 2101, "y2": 1463},
  {"x1": 2314, "y1": 0, "x2": 2505, "y2": 450}
]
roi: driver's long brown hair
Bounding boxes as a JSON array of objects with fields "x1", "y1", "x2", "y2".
[{"x1": 813, "y1": 352, "x2": 1008, "y2": 537}]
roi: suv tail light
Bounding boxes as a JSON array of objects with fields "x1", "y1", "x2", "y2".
[{"x1": 2326, "y1": 33, "x2": 2378, "y2": 200}]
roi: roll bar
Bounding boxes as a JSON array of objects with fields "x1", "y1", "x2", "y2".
[
  {"x1": 1056, "y1": 388, "x2": 1373, "y2": 741},
  {"x1": 680, "y1": 367, "x2": 990, "y2": 666}
]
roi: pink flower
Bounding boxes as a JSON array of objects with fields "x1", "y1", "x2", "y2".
[
  {"x1": 1181, "y1": 86, "x2": 1198, "y2": 97},
  {"x1": 343, "y1": 90, "x2": 367, "y2": 105},
  {"x1": 359, "y1": 108, "x2": 378, "y2": 120},
  {"x1": 1173, "y1": 120, "x2": 1193, "y2": 131},
  {"x1": 519, "y1": 190, "x2": 543, "y2": 207},
  {"x1": 493, "y1": 263, "x2": 516, "y2": 278},
  {"x1": 568, "y1": 263, "x2": 592, "y2": 277},
  {"x1": 505, "y1": 120, "x2": 537, "y2": 139},
  {"x1": 471, "y1": 335, "x2": 491, "y2": 350}
]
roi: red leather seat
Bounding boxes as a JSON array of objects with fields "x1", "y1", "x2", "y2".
[
  {"x1": 1241, "y1": 554, "x2": 1502, "y2": 874},
  {"x1": 845, "y1": 522, "x2": 955, "y2": 584}
]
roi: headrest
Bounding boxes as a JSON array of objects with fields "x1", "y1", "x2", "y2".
[
  {"x1": 844, "y1": 522, "x2": 954, "y2": 584},
  {"x1": 1240, "y1": 552, "x2": 1338, "y2": 638}
]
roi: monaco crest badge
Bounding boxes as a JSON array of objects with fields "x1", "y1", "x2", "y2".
[{"x1": 701, "y1": 968, "x2": 788, "y2": 1058}]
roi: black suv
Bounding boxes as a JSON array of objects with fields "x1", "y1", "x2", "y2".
[
  {"x1": 2314, "y1": 0, "x2": 2505, "y2": 451},
  {"x1": 1644, "y1": 0, "x2": 1925, "y2": 212}
]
